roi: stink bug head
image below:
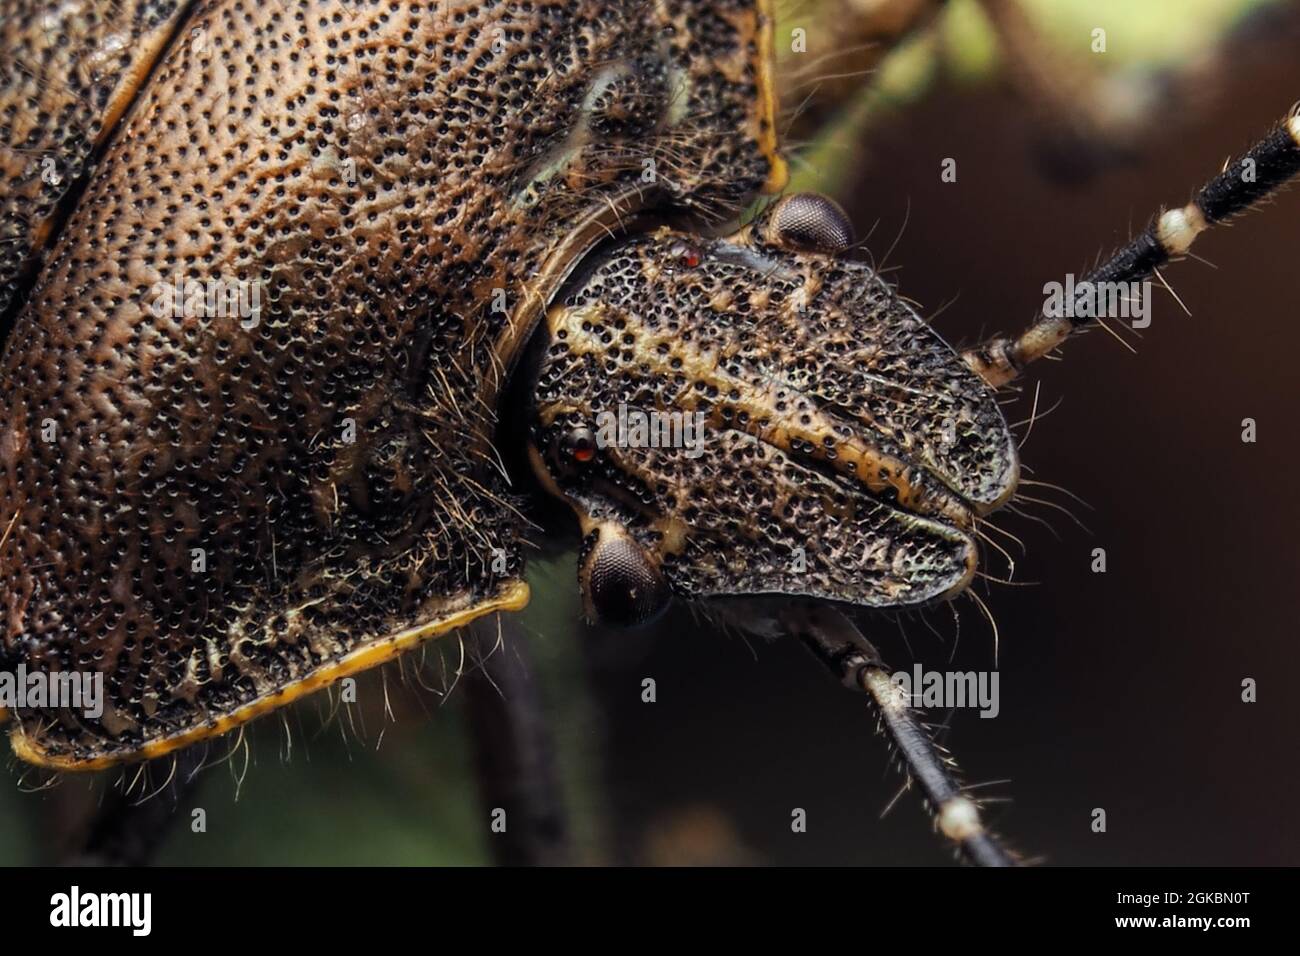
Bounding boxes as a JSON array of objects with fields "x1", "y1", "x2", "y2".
[{"x1": 525, "y1": 195, "x2": 1020, "y2": 624}]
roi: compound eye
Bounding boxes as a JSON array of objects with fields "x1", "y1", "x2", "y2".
[
  {"x1": 560, "y1": 425, "x2": 598, "y2": 464},
  {"x1": 585, "y1": 532, "x2": 670, "y2": 627},
  {"x1": 767, "y1": 192, "x2": 856, "y2": 254}
]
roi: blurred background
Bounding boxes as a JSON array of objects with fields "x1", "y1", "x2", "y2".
[{"x1": 3, "y1": 0, "x2": 1299, "y2": 865}]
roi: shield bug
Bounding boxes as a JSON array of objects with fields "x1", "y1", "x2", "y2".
[{"x1": 0, "y1": 0, "x2": 1296, "y2": 865}]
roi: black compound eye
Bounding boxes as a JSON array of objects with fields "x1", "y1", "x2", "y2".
[
  {"x1": 585, "y1": 533, "x2": 670, "y2": 627},
  {"x1": 767, "y1": 192, "x2": 856, "y2": 254},
  {"x1": 559, "y1": 425, "x2": 597, "y2": 465}
]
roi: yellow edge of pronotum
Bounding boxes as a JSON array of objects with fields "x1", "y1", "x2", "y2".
[
  {"x1": 9, "y1": 580, "x2": 531, "y2": 772},
  {"x1": 755, "y1": 0, "x2": 788, "y2": 194}
]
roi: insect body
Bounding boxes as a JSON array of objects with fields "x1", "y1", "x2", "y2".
[
  {"x1": 0, "y1": 0, "x2": 1297, "y2": 865},
  {"x1": 0, "y1": 0, "x2": 782, "y2": 769}
]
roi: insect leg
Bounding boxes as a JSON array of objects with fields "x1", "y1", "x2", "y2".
[
  {"x1": 963, "y1": 108, "x2": 1300, "y2": 386},
  {"x1": 462, "y1": 616, "x2": 572, "y2": 866},
  {"x1": 63, "y1": 744, "x2": 207, "y2": 865},
  {"x1": 784, "y1": 603, "x2": 1018, "y2": 866}
]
